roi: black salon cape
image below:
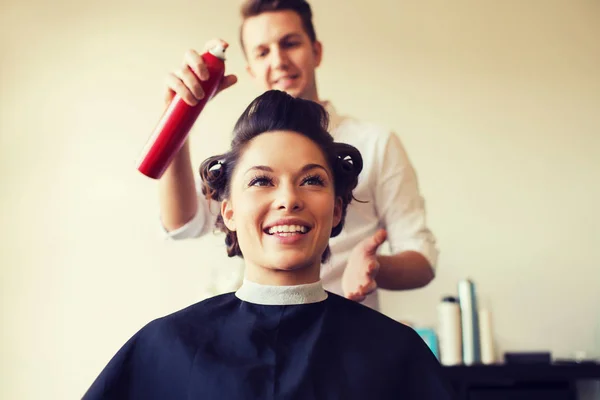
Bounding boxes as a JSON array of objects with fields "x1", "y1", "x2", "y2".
[{"x1": 83, "y1": 292, "x2": 454, "y2": 399}]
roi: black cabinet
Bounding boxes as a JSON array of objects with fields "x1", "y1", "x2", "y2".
[{"x1": 443, "y1": 363, "x2": 600, "y2": 400}]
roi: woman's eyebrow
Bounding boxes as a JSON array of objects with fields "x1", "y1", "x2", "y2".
[
  {"x1": 245, "y1": 165, "x2": 273, "y2": 175},
  {"x1": 300, "y1": 164, "x2": 328, "y2": 175},
  {"x1": 244, "y1": 163, "x2": 330, "y2": 176}
]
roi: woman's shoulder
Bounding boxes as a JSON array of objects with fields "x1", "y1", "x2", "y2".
[
  {"x1": 325, "y1": 292, "x2": 419, "y2": 338},
  {"x1": 141, "y1": 292, "x2": 239, "y2": 336}
]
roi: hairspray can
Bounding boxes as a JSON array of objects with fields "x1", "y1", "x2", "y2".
[
  {"x1": 437, "y1": 296, "x2": 463, "y2": 365},
  {"x1": 458, "y1": 279, "x2": 481, "y2": 365},
  {"x1": 137, "y1": 44, "x2": 227, "y2": 179}
]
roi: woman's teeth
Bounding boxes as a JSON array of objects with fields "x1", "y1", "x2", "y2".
[{"x1": 267, "y1": 225, "x2": 308, "y2": 235}]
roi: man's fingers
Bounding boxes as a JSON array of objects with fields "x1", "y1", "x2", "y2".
[
  {"x1": 183, "y1": 49, "x2": 209, "y2": 81},
  {"x1": 175, "y1": 66, "x2": 205, "y2": 100},
  {"x1": 372, "y1": 229, "x2": 387, "y2": 248},
  {"x1": 346, "y1": 279, "x2": 377, "y2": 302},
  {"x1": 361, "y1": 280, "x2": 377, "y2": 296},
  {"x1": 366, "y1": 260, "x2": 380, "y2": 278},
  {"x1": 347, "y1": 292, "x2": 367, "y2": 302},
  {"x1": 362, "y1": 229, "x2": 387, "y2": 255},
  {"x1": 218, "y1": 74, "x2": 238, "y2": 92},
  {"x1": 165, "y1": 72, "x2": 198, "y2": 106},
  {"x1": 375, "y1": 229, "x2": 387, "y2": 244}
]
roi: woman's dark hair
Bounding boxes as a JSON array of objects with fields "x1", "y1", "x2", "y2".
[{"x1": 199, "y1": 89, "x2": 362, "y2": 263}]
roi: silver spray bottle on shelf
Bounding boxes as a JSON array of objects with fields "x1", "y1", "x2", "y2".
[{"x1": 458, "y1": 279, "x2": 481, "y2": 365}]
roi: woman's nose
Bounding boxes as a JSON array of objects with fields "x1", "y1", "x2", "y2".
[{"x1": 275, "y1": 185, "x2": 303, "y2": 211}]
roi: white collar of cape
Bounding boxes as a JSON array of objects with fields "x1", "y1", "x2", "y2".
[{"x1": 235, "y1": 279, "x2": 328, "y2": 305}]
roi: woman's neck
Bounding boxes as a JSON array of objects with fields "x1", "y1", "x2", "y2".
[{"x1": 244, "y1": 262, "x2": 321, "y2": 286}]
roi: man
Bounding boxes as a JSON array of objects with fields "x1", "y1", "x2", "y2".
[{"x1": 158, "y1": 0, "x2": 438, "y2": 311}]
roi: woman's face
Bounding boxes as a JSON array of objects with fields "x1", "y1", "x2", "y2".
[{"x1": 221, "y1": 131, "x2": 342, "y2": 284}]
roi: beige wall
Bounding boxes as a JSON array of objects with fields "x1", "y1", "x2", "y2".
[{"x1": 1, "y1": 0, "x2": 599, "y2": 398}]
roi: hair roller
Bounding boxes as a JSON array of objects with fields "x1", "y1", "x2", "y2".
[
  {"x1": 334, "y1": 142, "x2": 363, "y2": 175},
  {"x1": 207, "y1": 158, "x2": 225, "y2": 179},
  {"x1": 331, "y1": 142, "x2": 366, "y2": 206},
  {"x1": 199, "y1": 155, "x2": 229, "y2": 202}
]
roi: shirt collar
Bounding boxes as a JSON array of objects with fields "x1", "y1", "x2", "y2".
[{"x1": 235, "y1": 279, "x2": 328, "y2": 305}]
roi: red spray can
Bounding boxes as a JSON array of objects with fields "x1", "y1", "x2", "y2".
[{"x1": 137, "y1": 44, "x2": 227, "y2": 179}]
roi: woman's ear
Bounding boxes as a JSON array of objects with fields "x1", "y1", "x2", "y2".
[
  {"x1": 221, "y1": 199, "x2": 236, "y2": 231},
  {"x1": 332, "y1": 197, "x2": 343, "y2": 228}
]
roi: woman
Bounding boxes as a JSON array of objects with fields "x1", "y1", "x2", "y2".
[{"x1": 83, "y1": 90, "x2": 453, "y2": 399}]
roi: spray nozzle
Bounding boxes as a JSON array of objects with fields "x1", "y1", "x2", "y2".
[{"x1": 209, "y1": 44, "x2": 227, "y2": 60}]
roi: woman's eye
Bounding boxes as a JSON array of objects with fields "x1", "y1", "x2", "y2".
[
  {"x1": 249, "y1": 176, "x2": 273, "y2": 187},
  {"x1": 302, "y1": 175, "x2": 325, "y2": 186}
]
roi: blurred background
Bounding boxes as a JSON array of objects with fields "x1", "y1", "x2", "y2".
[{"x1": 1, "y1": 0, "x2": 598, "y2": 398}]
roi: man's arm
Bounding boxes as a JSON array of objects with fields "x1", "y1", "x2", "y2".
[
  {"x1": 341, "y1": 130, "x2": 438, "y2": 301},
  {"x1": 156, "y1": 40, "x2": 237, "y2": 236},
  {"x1": 373, "y1": 131, "x2": 438, "y2": 290},
  {"x1": 158, "y1": 141, "x2": 199, "y2": 232},
  {"x1": 376, "y1": 251, "x2": 434, "y2": 290}
]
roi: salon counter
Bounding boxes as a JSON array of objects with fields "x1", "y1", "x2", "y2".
[{"x1": 443, "y1": 362, "x2": 600, "y2": 399}]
